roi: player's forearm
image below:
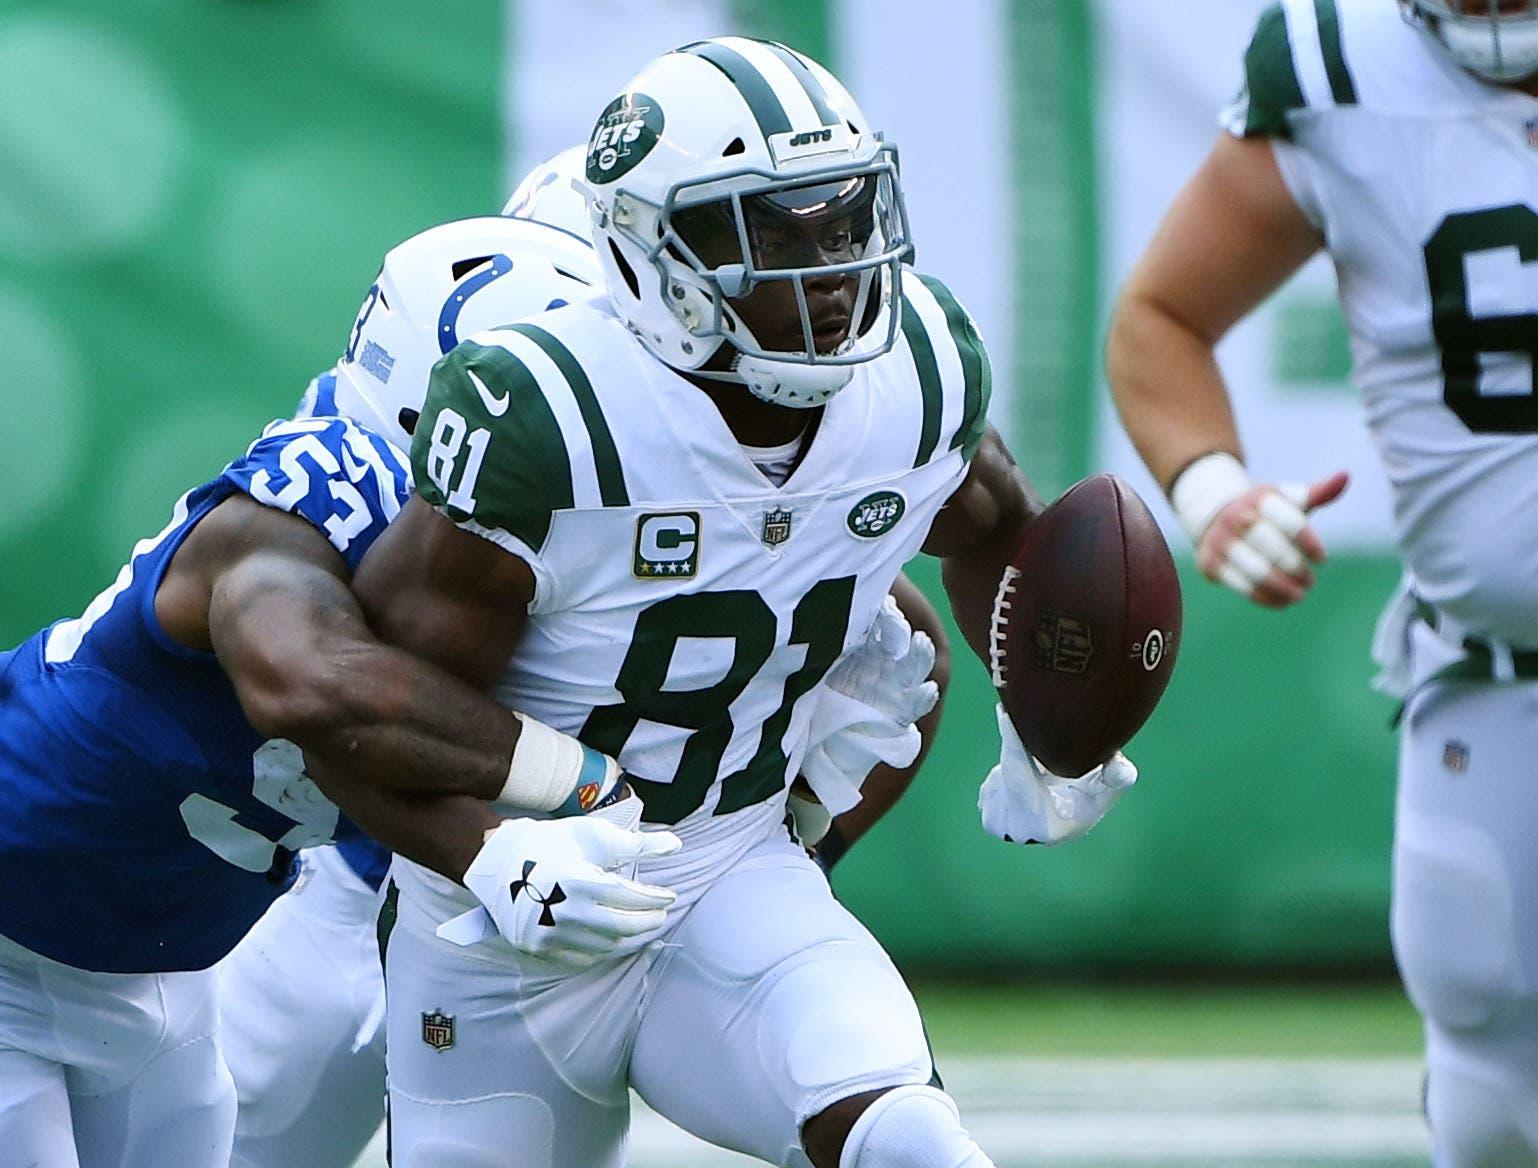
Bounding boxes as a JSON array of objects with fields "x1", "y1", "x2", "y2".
[
  {"x1": 318, "y1": 777, "x2": 499, "y2": 883},
  {"x1": 934, "y1": 436, "x2": 1040, "y2": 666},
  {"x1": 1105, "y1": 291, "x2": 1243, "y2": 493}
]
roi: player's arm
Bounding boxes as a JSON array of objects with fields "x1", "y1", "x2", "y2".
[
  {"x1": 816, "y1": 573, "x2": 951, "y2": 869},
  {"x1": 182, "y1": 495, "x2": 512, "y2": 870},
  {"x1": 923, "y1": 426, "x2": 1041, "y2": 665},
  {"x1": 1105, "y1": 134, "x2": 1347, "y2": 607}
]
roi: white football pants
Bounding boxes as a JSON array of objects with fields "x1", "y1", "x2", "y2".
[
  {"x1": 0, "y1": 928, "x2": 235, "y2": 1168},
  {"x1": 219, "y1": 845, "x2": 388, "y2": 1168},
  {"x1": 1393, "y1": 624, "x2": 1538, "y2": 1166},
  {"x1": 384, "y1": 830, "x2": 940, "y2": 1168}
]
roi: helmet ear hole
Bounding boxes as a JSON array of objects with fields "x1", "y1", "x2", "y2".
[
  {"x1": 609, "y1": 239, "x2": 641, "y2": 299},
  {"x1": 397, "y1": 407, "x2": 420, "y2": 436},
  {"x1": 450, "y1": 255, "x2": 494, "y2": 281},
  {"x1": 723, "y1": 137, "x2": 745, "y2": 157}
]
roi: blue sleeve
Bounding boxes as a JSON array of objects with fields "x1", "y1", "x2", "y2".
[{"x1": 222, "y1": 417, "x2": 413, "y2": 574}]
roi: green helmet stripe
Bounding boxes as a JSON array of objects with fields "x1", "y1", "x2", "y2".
[
  {"x1": 919, "y1": 275, "x2": 993, "y2": 459},
  {"x1": 900, "y1": 291, "x2": 945, "y2": 469},
  {"x1": 1313, "y1": 0, "x2": 1358, "y2": 106},
  {"x1": 502, "y1": 323, "x2": 630, "y2": 508},
  {"x1": 679, "y1": 41, "x2": 793, "y2": 138},
  {"x1": 760, "y1": 40, "x2": 840, "y2": 128}
]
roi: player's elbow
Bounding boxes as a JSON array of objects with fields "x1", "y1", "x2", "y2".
[{"x1": 231, "y1": 633, "x2": 372, "y2": 744}]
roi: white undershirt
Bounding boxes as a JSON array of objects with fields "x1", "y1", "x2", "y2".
[{"x1": 740, "y1": 431, "x2": 807, "y2": 487}]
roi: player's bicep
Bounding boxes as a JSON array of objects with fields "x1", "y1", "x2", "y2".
[
  {"x1": 922, "y1": 427, "x2": 1039, "y2": 558},
  {"x1": 1122, "y1": 134, "x2": 1322, "y2": 345},
  {"x1": 201, "y1": 496, "x2": 372, "y2": 737},
  {"x1": 351, "y1": 494, "x2": 534, "y2": 690}
]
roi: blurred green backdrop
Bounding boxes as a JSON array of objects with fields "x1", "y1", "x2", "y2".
[{"x1": 0, "y1": 0, "x2": 1401, "y2": 973}]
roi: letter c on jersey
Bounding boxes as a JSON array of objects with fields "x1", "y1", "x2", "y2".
[{"x1": 634, "y1": 512, "x2": 700, "y2": 579}]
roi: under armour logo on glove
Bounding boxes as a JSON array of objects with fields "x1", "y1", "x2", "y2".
[{"x1": 508, "y1": 859, "x2": 567, "y2": 926}]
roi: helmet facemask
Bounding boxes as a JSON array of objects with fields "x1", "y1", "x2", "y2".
[
  {"x1": 1404, "y1": 0, "x2": 1538, "y2": 82},
  {"x1": 606, "y1": 147, "x2": 912, "y2": 407}
]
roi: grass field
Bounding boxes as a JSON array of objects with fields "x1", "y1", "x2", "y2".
[{"x1": 356, "y1": 980, "x2": 1431, "y2": 1167}]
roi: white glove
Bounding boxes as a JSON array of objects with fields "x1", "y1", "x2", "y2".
[
  {"x1": 1170, "y1": 452, "x2": 1347, "y2": 609},
  {"x1": 978, "y1": 705, "x2": 1137, "y2": 846},
  {"x1": 438, "y1": 793, "x2": 681, "y2": 968},
  {"x1": 799, "y1": 595, "x2": 940, "y2": 815}
]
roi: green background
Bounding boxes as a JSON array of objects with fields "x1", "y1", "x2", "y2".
[{"x1": 0, "y1": 1, "x2": 1402, "y2": 973}]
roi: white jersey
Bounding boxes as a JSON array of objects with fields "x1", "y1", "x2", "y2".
[
  {"x1": 1227, "y1": 0, "x2": 1538, "y2": 645},
  {"x1": 395, "y1": 274, "x2": 988, "y2": 912}
]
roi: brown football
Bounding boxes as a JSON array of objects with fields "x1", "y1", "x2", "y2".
[{"x1": 990, "y1": 474, "x2": 1181, "y2": 776}]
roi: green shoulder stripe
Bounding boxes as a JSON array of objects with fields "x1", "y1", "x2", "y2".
[
  {"x1": 917, "y1": 274, "x2": 993, "y2": 461},
  {"x1": 900, "y1": 290, "x2": 944, "y2": 469},
  {"x1": 500, "y1": 323, "x2": 630, "y2": 508},
  {"x1": 412, "y1": 340, "x2": 573, "y2": 552},
  {"x1": 1313, "y1": 0, "x2": 1358, "y2": 106},
  {"x1": 1239, "y1": 4, "x2": 1305, "y2": 140}
]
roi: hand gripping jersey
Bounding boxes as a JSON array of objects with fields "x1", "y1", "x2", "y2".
[
  {"x1": 396, "y1": 273, "x2": 988, "y2": 911},
  {"x1": 0, "y1": 416, "x2": 410, "y2": 973},
  {"x1": 1227, "y1": 0, "x2": 1538, "y2": 646}
]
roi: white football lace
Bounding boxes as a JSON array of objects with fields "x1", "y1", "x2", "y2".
[{"x1": 988, "y1": 565, "x2": 1021, "y2": 688}]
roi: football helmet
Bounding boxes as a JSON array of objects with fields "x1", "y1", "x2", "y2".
[
  {"x1": 584, "y1": 36, "x2": 913, "y2": 408},
  {"x1": 502, "y1": 145, "x2": 594, "y2": 243},
  {"x1": 323, "y1": 216, "x2": 599, "y2": 451},
  {"x1": 1402, "y1": 0, "x2": 1538, "y2": 82}
]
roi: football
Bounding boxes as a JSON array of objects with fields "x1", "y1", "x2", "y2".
[{"x1": 990, "y1": 474, "x2": 1182, "y2": 776}]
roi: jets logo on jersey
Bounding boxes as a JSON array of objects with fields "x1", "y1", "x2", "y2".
[
  {"x1": 422, "y1": 1010, "x2": 455, "y2": 1052},
  {"x1": 634, "y1": 512, "x2": 699, "y2": 578},
  {"x1": 847, "y1": 490, "x2": 905, "y2": 538},
  {"x1": 762, "y1": 507, "x2": 793, "y2": 547}
]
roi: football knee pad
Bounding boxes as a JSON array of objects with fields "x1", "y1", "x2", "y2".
[{"x1": 837, "y1": 1085, "x2": 993, "y2": 1168}]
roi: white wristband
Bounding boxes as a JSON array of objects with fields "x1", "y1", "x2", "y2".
[
  {"x1": 497, "y1": 714, "x2": 620, "y2": 815},
  {"x1": 1169, "y1": 451, "x2": 1251, "y2": 544}
]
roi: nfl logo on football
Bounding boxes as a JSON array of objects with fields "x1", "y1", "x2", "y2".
[
  {"x1": 762, "y1": 508, "x2": 793, "y2": 547},
  {"x1": 422, "y1": 1009, "x2": 455, "y2": 1052}
]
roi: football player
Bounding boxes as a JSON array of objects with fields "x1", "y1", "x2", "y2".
[
  {"x1": 0, "y1": 214, "x2": 667, "y2": 1166},
  {"x1": 1106, "y1": 2, "x2": 1538, "y2": 1162},
  {"x1": 218, "y1": 196, "x2": 950, "y2": 1168},
  {"x1": 348, "y1": 37, "x2": 1137, "y2": 1168}
]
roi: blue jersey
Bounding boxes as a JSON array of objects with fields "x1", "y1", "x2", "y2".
[{"x1": 0, "y1": 416, "x2": 411, "y2": 973}]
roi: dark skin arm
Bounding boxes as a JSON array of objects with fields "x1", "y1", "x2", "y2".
[
  {"x1": 158, "y1": 493, "x2": 513, "y2": 878},
  {"x1": 924, "y1": 426, "x2": 1043, "y2": 664}
]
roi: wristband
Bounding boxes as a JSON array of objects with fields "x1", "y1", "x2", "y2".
[
  {"x1": 497, "y1": 714, "x2": 620, "y2": 814},
  {"x1": 1169, "y1": 451, "x2": 1251, "y2": 544}
]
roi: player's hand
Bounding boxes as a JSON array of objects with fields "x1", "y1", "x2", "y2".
[
  {"x1": 440, "y1": 797, "x2": 681, "y2": 968},
  {"x1": 1171, "y1": 452, "x2": 1349, "y2": 608},
  {"x1": 800, "y1": 595, "x2": 940, "y2": 810},
  {"x1": 978, "y1": 705, "x2": 1137, "y2": 846}
]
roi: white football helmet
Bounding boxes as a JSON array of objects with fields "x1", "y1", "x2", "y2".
[
  {"x1": 502, "y1": 145, "x2": 594, "y2": 243},
  {"x1": 583, "y1": 36, "x2": 913, "y2": 409},
  {"x1": 1402, "y1": 0, "x2": 1538, "y2": 82},
  {"x1": 314, "y1": 216, "x2": 600, "y2": 451}
]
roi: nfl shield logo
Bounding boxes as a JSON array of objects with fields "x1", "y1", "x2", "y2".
[
  {"x1": 1527, "y1": 119, "x2": 1538, "y2": 149},
  {"x1": 422, "y1": 1009, "x2": 455, "y2": 1052},
  {"x1": 762, "y1": 507, "x2": 793, "y2": 547}
]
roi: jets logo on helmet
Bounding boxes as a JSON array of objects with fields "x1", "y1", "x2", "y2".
[
  {"x1": 587, "y1": 94, "x2": 665, "y2": 182},
  {"x1": 1401, "y1": 0, "x2": 1538, "y2": 82},
  {"x1": 584, "y1": 36, "x2": 914, "y2": 409},
  {"x1": 307, "y1": 215, "x2": 600, "y2": 453}
]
